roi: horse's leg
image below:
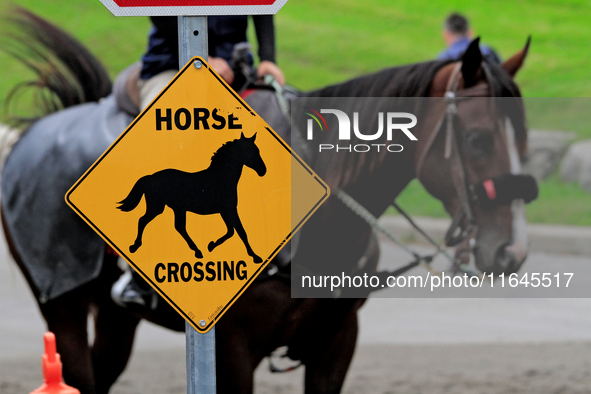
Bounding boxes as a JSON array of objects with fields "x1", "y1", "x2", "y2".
[
  {"x1": 90, "y1": 255, "x2": 142, "y2": 394},
  {"x1": 303, "y1": 300, "x2": 361, "y2": 394},
  {"x1": 2, "y1": 215, "x2": 93, "y2": 392},
  {"x1": 216, "y1": 334, "x2": 256, "y2": 394},
  {"x1": 173, "y1": 209, "x2": 203, "y2": 258},
  {"x1": 207, "y1": 216, "x2": 234, "y2": 252},
  {"x1": 40, "y1": 291, "x2": 96, "y2": 394},
  {"x1": 130, "y1": 199, "x2": 165, "y2": 253},
  {"x1": 91, "y1": 300, "x2": 141, "y2": 393},
  {"x1": 215, "y1": 285, "x2": 276, "y2": 394},
  {"x1": 225, "y1": 209, "x2": 262, "y2": 264}
]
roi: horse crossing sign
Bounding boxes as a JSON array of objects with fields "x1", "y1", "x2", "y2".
[{"x1": 66, "y1": 57, "x2": 329, "y2": 333}]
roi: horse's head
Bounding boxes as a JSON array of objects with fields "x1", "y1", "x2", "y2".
[
  {"x1": 416, "y1": 38, "x2": 537, "y2": 275},
  {"x1": 238, "y1": 132, "x2": 267, "y2": 177}
]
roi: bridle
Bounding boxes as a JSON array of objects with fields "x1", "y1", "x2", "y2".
[{"x1": 414, "y1": 62, "x2": 537, "y2": 252}]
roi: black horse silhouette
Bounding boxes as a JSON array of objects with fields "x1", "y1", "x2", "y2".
[{"x1": 117, "y1": 132, "x2": 267, "y2": 263}]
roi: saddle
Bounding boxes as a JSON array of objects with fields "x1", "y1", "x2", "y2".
[{"x1": 113, "y1": 62, "x2": 142, "y2": 117}]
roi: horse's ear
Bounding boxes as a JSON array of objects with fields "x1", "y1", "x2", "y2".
[
  {"x1": 240, "y1": 132, "x2": 245, "y2": 139},
  {"x1": 502, "y1": 36, "x2": 531, "y2": 78},
  {"x1": 251, "y1": 133, "x2": 257, "y2": 141},
  {"x1": 460, "y1": 37, "x2": 483, "y2": 88}
]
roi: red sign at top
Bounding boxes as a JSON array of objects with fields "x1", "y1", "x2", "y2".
[
  {"x1": 100, "y1": 0, "x2": 287, "y2": 15},
  {"x1": 114, "y1": 0, "x2": 274, "y2": 5}
]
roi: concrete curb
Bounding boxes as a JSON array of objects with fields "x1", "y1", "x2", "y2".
[{"x1": 378, "y1": 216, "x2": 591, "y2": 257}]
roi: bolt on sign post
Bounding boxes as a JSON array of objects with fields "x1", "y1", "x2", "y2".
[{"x1": 70, "y1": 2, "x2": 326, "y2": 393}]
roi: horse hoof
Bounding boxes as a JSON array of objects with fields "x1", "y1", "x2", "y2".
[
  {"x1": 195, "y1": 250, "x2": 203, "y2": 259},
  {"x1": 208, "y1": 241, "x2": 215, "y2": 252},
  {"x1": 253, "y1": 255, "x2": 263, "y2": 264},
  {"x1": 130, "y1": 244, "x2": 140, "y2": 253}
]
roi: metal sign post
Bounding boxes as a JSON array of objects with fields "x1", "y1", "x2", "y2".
[{"x1": 177, "y1": 16, "x2": 215, "y2": 394}]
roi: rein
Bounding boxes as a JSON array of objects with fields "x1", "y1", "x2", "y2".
[
  {"x1": 334, "y1": 187, "x2": 478, "y2": 285},
  {"x1": 415, "y1": 63, "x2": 489, "y2": 248}
]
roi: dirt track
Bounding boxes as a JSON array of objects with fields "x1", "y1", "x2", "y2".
[
  {"x1": 3, "y1": 240, "x2": 591, "y2": 393},
  {"x1": 3, "y1": 341, "x2": 591, "y2": 394}
]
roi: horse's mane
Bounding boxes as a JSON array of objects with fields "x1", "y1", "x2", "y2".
[
  {"x1": 300, "y1": 58, "x2": 526, "y2": 189},
  {"x1": 210, "y1": 137, "x2": 242, "y2": 165},
  {"x1": 301, "y1": 61, "x2": 451, "y2": 189},
  {"x1": 305, "y1": 60, "x2": 450, "y2": 98}
]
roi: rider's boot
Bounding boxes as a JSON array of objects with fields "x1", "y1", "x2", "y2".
[{"x1": 111, "y1": 263, "x2": 158, "y2": 315}]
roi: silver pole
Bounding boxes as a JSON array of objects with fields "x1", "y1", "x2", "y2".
[
  {"x1": 186, "y1": 320, "x2": 216, "y2": 394},
  {"x1": 178, "y1": 15, "x2": 216, "y2": 394},
  {"x1": 178, "y1": 16, "x2": 208, "y2": 65}
]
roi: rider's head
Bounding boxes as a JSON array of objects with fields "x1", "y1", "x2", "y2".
[{"x1": 443, "y1": 13, "x2": 472, "y2": 45}]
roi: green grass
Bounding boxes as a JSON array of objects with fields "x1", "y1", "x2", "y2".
[
  {"x1": 0, "y1": 0, "x2": 590, "y2": 225},
  {"x1": 275, "y1": 0, "x2": 591, "y2": 96},
  {"x1": 2, "y1": 0, "x2": 591, "y2": 100}
]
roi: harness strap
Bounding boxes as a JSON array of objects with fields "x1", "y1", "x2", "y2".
[
  {"x1": 415, "y1": 61, "x2": 496, "y2": 247},
  {"x1": 444, "y1": 92, "x2": 458, "y2": 159},
  {"x1": 448, "y1": 117, "x2": 475, "y2": 224},
  {"x1": 415, "y1": 114, "x2": 444, "y2": 176},
  {"x1": 446, "y1": 63, "x2": 462, "y2": 92},
  {"x1": 335, "y1": 188, "x2": 421, "y2": 260},
  {"x1": 263, "y1": 74, "x2": 291, "y2": 120},
  {"x1": 335, "y1": 188, "x2": 482, "y2": 285}
]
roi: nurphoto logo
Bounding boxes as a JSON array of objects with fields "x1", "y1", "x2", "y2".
[{"x1": 303, "y1": 107, "x2": 418, "y2": 153}]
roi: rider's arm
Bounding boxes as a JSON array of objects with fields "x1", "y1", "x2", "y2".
[
  {"x1": 209, "y1": 57, "x2": 234, "y2": 84},
  {"x1": 252, "y1": 15, "x2": 285, "y2": 86},
  {"x1": 252, "y1": 15, "x2": 275, "y2": 63}
]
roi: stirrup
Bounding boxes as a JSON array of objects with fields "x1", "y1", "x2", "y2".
[{"x1": 111, "y1": 269, "x2": 158, "y2": 314}]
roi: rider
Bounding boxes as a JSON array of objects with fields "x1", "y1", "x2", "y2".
[
  {"x1": 139, "y1": 15, "x2": 285, "y2": 109},
  {"x1": 112, "y1": 15, "x2": 285, "y2": 313},
  {"x1": 437, "y1": 12, "x2": 501, "y2": 64}
]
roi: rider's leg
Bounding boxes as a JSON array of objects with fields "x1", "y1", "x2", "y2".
[
  {"x1": 138, "y1": 69, "x2": 177, "y2": 110},
  {"x1": 111, "y1": 257, "x2": 158, "y2": 314}
]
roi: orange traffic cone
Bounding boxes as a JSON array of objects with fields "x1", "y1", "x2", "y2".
[{"x1": 30, "y1": 332, "x2": 80, "y2": 394}]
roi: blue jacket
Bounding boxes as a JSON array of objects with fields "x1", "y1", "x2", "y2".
[
  {"x1": 140, "y1": 16, "x2": 275, "y2": 80},
  {"x1": 438, "y1": 37, "x2": 501, "y2": 64}
]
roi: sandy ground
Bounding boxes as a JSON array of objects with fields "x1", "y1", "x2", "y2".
[
  {"x1": 3, "y1": 239, "x2": 591, "y2": 393},
  {"x1": 3, "y1": 342, "x2": 591, "y2": 394}
]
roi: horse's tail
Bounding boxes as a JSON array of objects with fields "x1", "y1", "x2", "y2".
[
  {"x1": 1, "y1": 7, "x2": 112, "y2": 128},
  {"x1": 117, "y1": 177, "x2": 148, "y2": 212}
]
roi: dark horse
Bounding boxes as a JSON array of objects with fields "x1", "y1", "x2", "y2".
[
  {"x1": 1, "y1": 9, "x2": 534, "y2": 394},
  {"x1": 119, "y1": 133, "x2": 266, "y2": 263}
]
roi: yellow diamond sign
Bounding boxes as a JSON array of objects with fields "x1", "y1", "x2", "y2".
[{"x1": 66, "y1": 57, "x2": 329, "y2": 333}]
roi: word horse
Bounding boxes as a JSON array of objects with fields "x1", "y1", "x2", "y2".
[{"x1": 118, "y1": 133, "x2": 266, "y2": 263}]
